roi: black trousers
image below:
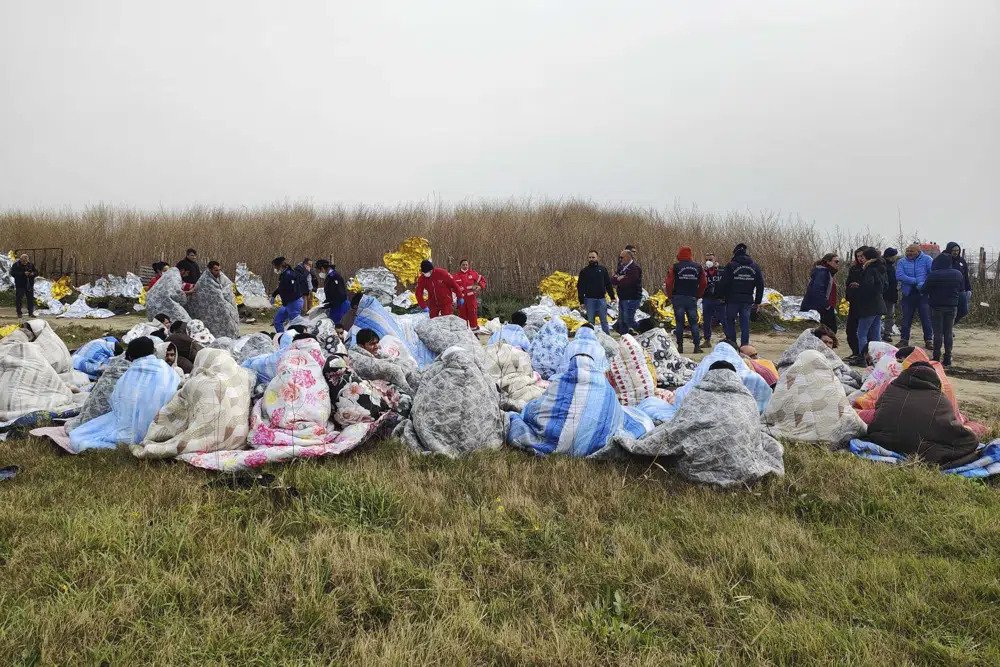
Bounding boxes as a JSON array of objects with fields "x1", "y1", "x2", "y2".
[
  {"x1": 845, "y1": 304, "x2": 859, "y2": 355},
  {"x1": 819, "y1": 307, "x2": 838, "y2": 333},
  {"x1": 15, "y1": 286, "x2": 34, "y2": 316}
]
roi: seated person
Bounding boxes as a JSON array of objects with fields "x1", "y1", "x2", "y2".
[
  {"x1": 622, "y1": 361, "x2": 785, "y2": 487},
  {"x1": 529, "y1": 317, "x2": 570, "y2": 380},
  {"x1": 777, "y1": 326, "x2": 860, "y2": 391},
  {"x1": 68, "y1": 337, "x2": 181, "y2": 452},
  {"x1": 150, "y1": 313, "x2": 171, "y2": 340},
  {"x1": 348, "y1": 328, "x2": 416, "y2": 395},
  {"x1": 487, "y1": 311, "x2": 531, "y2": 352},
  {"x1": 356, "y1": 328, "x2": 381, "y2": 355},
  {"x1": 739, "y1": 344, "x2": 779, "y2": 387},
  {"x1": 71, "y1": 337, "x2": 122, "y2": 380},
  {"x1": 863, "y1": 361, "x2": 979, "y2": 467},
  {"x1": 166, "y1": 321, "x2": 203, "y2": 374}
]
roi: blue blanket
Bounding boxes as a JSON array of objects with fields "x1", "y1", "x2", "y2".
[
  {"x1": 68, "y1": 356, "x2": 180, "y2": 452},
  {"x1": 560, "y1": 327, "x2": 608, "y2": 373},
  {"x1": 71, "y1": 337, "x2": 117, "y2": 380},
  {"x1": 353, "y1": 295, "x2": 435, "y2": 367},
  {"x1": 529, "y1": 318, "x2": 569, "y2": 380},
  {"x1": 488, "y1": 324, "x2": 531, "y2": 352},
  {"x1": 508, "y1": 352, "x2": 626, "y2": 457},
  {"x1": 669, "y1": 342, "x2": 772, "y2": 417},
  {"x1": 241, "y1": 331, "x2": 294, "y2": 387},
  {"x1": 849, "y1": 439, "x2": 1000, "y2": 479}
]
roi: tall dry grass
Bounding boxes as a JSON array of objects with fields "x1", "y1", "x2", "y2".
[{"x1": 0, "y1": 201, "x2": 863, "y2": 296}]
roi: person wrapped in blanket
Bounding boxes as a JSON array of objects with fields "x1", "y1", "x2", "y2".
[
  {"x1": 347, "y1": 328, "x2": 417, "y2": 397},
  {"x1": 862, "y1": 361, "x2": 979, "y2": 467},
  {"x1": 322, "y1": 351, "x2": 403, "y2": 430},
  {"x1": 487, "y1": 311, "x2": 531, "y2": 352},
  {"x1": 738, "y1": 344, "x2": 779, "y2": 388},
  {"x1": 167, "y1": 320, "x2": 205, "y2": 374},
  {"x1": 68, "y1": 337, "x2": 180, "y2": 453},
  {"x1": 620, "y1": 361, "x2": 785, "y2": 488},
  {"x1": 71, "y1": 337, "x2": 123, "y2": 380}
]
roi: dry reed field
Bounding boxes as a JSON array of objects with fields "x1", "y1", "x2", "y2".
[{"x1": 1, "y1": 202, "x2": 836, "y2": 296}]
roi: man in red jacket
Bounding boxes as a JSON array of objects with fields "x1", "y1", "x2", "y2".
[
  {"x1": 452, "y1": 258, "x2": 487, "y2": 330},
  {"x1": 416, "y1": 260, "x2": 464, "y2": 318}
]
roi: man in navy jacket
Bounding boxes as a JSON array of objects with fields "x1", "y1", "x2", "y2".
[
  {"x1": 719, "y1": 243, "x2": 764, "y2": 347},
  {"x1": 270, "y1": 256, "x2": 304, "y2": 333},
  {"x1": 923, "y1": 253, "x2": 965, "y2": 366}
]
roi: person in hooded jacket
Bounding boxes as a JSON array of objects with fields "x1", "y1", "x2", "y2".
[
  {"x1": 923, "y1": 252, "x2": 965, "y2": 366},
  {"x1": 800, "y1": 253, "x2": 840, "y2": 332},
  {"x1": 843, "y1": 247, "x2": 867, "y2": 357},
  {"x1": 316, "y1": 259, "x2": 349, "y2": 325},
  {"x1": 701, "y1": 252, "x2": 724, "y2": 346},
  {"x1": 719, "y1": 243, "x2": 764, "y2": 347},
  {"x1": 865, "y1": 362, "x2": 979, "y2": 467},
  {"x1": 896, "y1": 243, "x2": 934, "y2": 349},
  {"x1": 415, "y1": 260, "x2": 464, "y2": 318},
  {"x1": 944, "y1": 242, "x2": 973, "y2": 323},
  {"x1": 664, "y1": 246, "x2": 707, "y2": 353},
  {"x1": 850, "y1": 247, "x2": 888, "y2": 364},
  {"x1": 881, "y1": 248, "x2": 899, "y2": 342}
]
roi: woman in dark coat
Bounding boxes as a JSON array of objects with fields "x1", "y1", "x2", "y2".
[
  {"x1": 800, "y1": 253, "x2": 840, "y2": 332},
  {"x1": 866, "y1": 362, "x2": 979, "y2": 467},
  {"x1": 850, "y1": 247, "x2": 888, "y2": 364},
  {"x1": 844, "y1": 247, "x2": 867, "y2": 358}
]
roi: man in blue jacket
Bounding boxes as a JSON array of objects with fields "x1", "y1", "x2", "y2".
[
  {"x1": 719, "y1": 243, "x2": 764, "y2": 347},
  {"x1": 270, "y1": 256, "x2": 304, "y2": 333},
  {"x1": 895, "y1": 243, "x2": 933, "y2": 349},
  {"x1": 923, "y1": 253, "x2": 965, "y2": 366},
  {"x1": 944, "y1": 242, "x2": 973, "y2": 323}
]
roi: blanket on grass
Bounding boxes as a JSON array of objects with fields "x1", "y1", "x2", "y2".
[
  {"x1": 133, "y1": 349, "x2": 254, "y2": 459},
  {"x1": 482, "y1": 342, "x2": 546, "y2": 412},
  {"x1": 65, "y1": 356, "x2": 130, "y2": 433},
  {"x1": 395, "y1": 347, "x2": 504, "y2": 457},
  {"x1": 849, "y1": 440, "x2": 1000, "y2": 479},
  {"x1": 777, "y1": 329, "x2": 861, "y2": 391},
  {"x1": 186, "y1": 270, "x2": 240, "y2": 339},
  {"x1": 622, "y1": 369, "x2": 785, "y2": 488},
  {"x1": 763, "y1": 350, "x2": 866, "y2": 446},
  {"x1": 65, "y1": 355, "x2": 180, "y2": 453},
  {"x1": 0, "y1": 342, "x2": 82, "y2": 422}
]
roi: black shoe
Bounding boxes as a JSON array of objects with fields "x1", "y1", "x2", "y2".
[
  {"x1": 924, "y1": 340, "x2": 933, "y2": 350},
  {"x1": 676, "y1": 340, "x2": 684, "y2": 354},
  {"x1": 694, "y1": 345, "x2": 704, "y2": 354},
  {"x1": 943, "y1": 355, "x2": 952, "y2": 368},
  {"x1": 932, "y1": 352, "x2": 941, "y2": 362},
  {"x1": 898, "y1": 339, "x2": 909, "y2": 348}
]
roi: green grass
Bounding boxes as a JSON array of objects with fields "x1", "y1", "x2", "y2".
[{"x1": 2, "y1": 437, "x2": 1000, "y2": 664}]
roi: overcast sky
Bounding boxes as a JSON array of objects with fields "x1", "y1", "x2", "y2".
[{"x1": 1, "y1": 0, "x2": 996, "y2": 243}]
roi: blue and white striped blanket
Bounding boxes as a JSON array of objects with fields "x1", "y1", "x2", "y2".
[
  {"x1": 849, "y1": 439, "x2": 1000, "y2": 479},
  {"x1": 507, "y1": 352, "x2": 654, "y2": 457},
  {"x1": 71, "y1": 337, "x2": 117, "y2": 380},
  {"x1": 560, "y1": 327, "x2": 608, "y2": 373},
  {"x1": 68, "y1": 355, "x2": 180, "y2": 452},
  {"x1": 353, "y1": 295, "x2": 435, "y2": 367},
  {"x1": 488, "y1": 324, "x2": 531, "y2": 352}
]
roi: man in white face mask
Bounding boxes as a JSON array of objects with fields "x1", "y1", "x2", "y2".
[{"x1": 701, "y1": 252, "x2": 724, "y2": 347}]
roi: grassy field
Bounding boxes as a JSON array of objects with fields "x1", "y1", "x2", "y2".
[{"x1": 2, "y1": 434, "x2": 1000, "y2": 665}]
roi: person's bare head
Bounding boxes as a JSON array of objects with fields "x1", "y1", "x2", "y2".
[
  {"x1": 460, "y1": 259, "x2": 470, "y2": 272},
  {"x1": 587, "y1": 250, "x2": 599, "y2": 263},
  {"x1": 905, "y1": 244, "x2": 921, "y2": 260},
  {"x1": 208, "y1": 260, "x2": 221, "y2": 278},
  {"x1": 303, "y1": 258, "x2": 313, "y2": 270},
  {"x1": 739, "y1": 344, "x2": 758, "y2": 359},
  {"x1": 619, "y1": 249, "x2": 633, "y2": 264},
  {"x1": 186, "y1": 248, "x2": 197, "y2": 261},
  {"x1": 18, "y1": 254, "x2": 28, "y2": 263}
]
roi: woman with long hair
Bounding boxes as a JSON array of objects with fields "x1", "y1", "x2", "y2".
[{"x1": 800, "y1": 253, "x2": 841, "y2": 332}]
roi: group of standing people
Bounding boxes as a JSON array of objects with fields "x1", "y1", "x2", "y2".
[
  {"x1": 802, "y1": 242, "x2": 973, "y2": 367},
  {"x1": 577, "y1": 243, "x2": 766, "y2": 351}
]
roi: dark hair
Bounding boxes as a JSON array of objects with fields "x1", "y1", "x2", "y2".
[
  {"x1": 350, "y1": 292, "x2": 364, "y2": 308},
  {"x1": 459, "y1": 258, "x2": 469, "y2": 264},
  {"x1": 356, "y1": 328, "x2": 380, "y2": 347},
  {"x1": 186, "y1": 248, "x2": 197, "y2": 255},
  {"x1": 315, "y1": 259, "x2": 330, "y2": 271},
  {"x1": 169, "y1": 320, "x2": 188, "y2": 334},
  {"x1": 288, "y1": 325, "x2": 307, "y2": 335},
  {"x1": 152, "y1": 261, "x2": 168, "y2": 272},
  {"x1": 510, "y1": 311, "x2": 527, "y2": 326},
  {"x1": 588, "y1": 250, "x2": 599, "y2": 256},
  {"x1": 272, "y1": 256, "x2": 286, "y2": 267},
  {"x1": 113, "y1": 341, "x2": 126, "y2": 356},
  {"x1": 811, "y1": 325, "x2": 838, "y2": 348},
  {"x1": 579, "y1": 323, "x2": 594, "y2": 330},
  {"x1": 895, "y1": 346, "x2": 915, "y2": 360},
  {"x1": 709, "y1": 360, "x2": 737, "y2": 372},
  {"x1": 154, "y1": 313, "x2": 171, "y2": 324},
  {"x1": 125, "y1": 336, "x2": 155, "y2": 361},
  {"x1": 293, "y1": 333, "x2": 316, "y2": 342},
  {"x1": 302, "y1": 257, "x2": 311, "y2": 264},
  {"x1": 817, "y1": 253, "x2": 837, "y2": 266},
  {"x1": 862, "y1": 247, "x2": 880, "y2": 261},
  {"x1": 207, "y1": 260, "x2": 220, "y2": 270}
]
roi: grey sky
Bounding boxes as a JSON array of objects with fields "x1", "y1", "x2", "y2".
[{"x1": 1, "y1": 0, "x2": 996, "y2": 243}]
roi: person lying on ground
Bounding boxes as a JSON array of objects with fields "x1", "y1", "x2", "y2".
[{"x1": 71, "y1": 337, "x2": 122, "y2": 380}]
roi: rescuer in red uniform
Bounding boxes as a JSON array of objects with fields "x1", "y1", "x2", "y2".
[
  {"x1": 452, "y1": 258, "x2": 487, "y2": 330},
  {"x1": 415, "y1": 259, "x2": 464, "y2": 318}
]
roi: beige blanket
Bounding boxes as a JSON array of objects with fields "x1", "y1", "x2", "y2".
[
  {"x1": 482, "y1": 342, "x2": 545, "y2": 412},
  {"x1": 0, "y1": 342, "x2": 82, "y2": 421}
]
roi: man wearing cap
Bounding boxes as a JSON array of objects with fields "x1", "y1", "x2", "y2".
[
  {"x1": 415, "y1": 260, "x2": 464, "y2": 318},
  {"x1": 881, "y1": 248, "x2": 899, "y2": 342}
]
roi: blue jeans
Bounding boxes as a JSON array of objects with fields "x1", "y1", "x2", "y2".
[
  {"x1": 616, "y1": 299, "x2": 640, "y2": 334},
  {"x1": 856, "y1": 314, "x2": 882, "y2": 357},
  {"x1": 274, "y1": 297, "x2": 304, "y2": 332},
  {"x1": 672, "y1": 295, "x2": 700, "y2": 346},
  {"x1": 956, "y1": 290, "x2": 971, "y2": 323},
  {"x1": 585, "y1": 298, "x2": 611, "y2": 334},
  {"x1": 931, "y1": 306, "x2": 956, "y2": 358},
  {"x1": 724, "y1": 303, "x2": 752, "y2": 347},
  {"x1": 899, "y1": 290, "x2": 932, "y2": 343},
  {"x1": 702, "y1": 298, "x2": 722, "y2": 342}
]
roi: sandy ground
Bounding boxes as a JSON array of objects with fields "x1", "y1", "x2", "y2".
[{"x1": 3, "y1": 307, "x2": 998, "y2": 412}]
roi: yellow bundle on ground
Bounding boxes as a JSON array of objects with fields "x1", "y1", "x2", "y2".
[
  {"x1": 0, "y1": 323, "x2": 18, "y2": 339},
  {"x1": 538, "y1": 271, "x2": 580, "y2": 309},
  {"x1": 838, "y1": 297, "x2": 850, "y2": 317},
  {"x1": 383, "y1": 237, "x2": 432, "y2": 287},
  {"x1": 560, "y1": 315, "x2": 586, "y2": 333},
  {"x1": 50, "y1": 276, "x2": 74, "y2": 301}
]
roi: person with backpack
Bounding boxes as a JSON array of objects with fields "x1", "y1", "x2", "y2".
[
  {"x1": 664, "y1": 245, "x2": 706, "y2": 353},
  {"x1": 719, "y1": 243, "x2": 764, "y2": 347},
  {"x1": 270, "y1": 256, "x2": 304, "y2": 333}
]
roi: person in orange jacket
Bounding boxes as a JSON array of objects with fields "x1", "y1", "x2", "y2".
[
  {"x1": 452, "y1": 258, "x2": 487, "y2": 330},
  {"x1": 416, "y1": 260, "x2": 464, "y2": 318},
  {"x1": 664, "y1": 245, "x2": 707, "y2": 353}
]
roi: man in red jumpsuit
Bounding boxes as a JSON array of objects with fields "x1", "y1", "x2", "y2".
[
  {"x1": 452, "y1": 258, "x2": 487, "y2": 330},
  {"x1": 416, "y1": 260, "x2": 464, "y2": 318}
]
